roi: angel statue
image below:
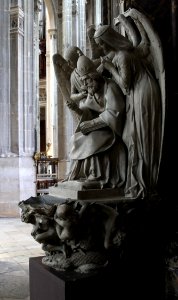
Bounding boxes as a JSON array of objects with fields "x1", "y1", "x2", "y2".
[
  {"x1": 53, "y1": 46, "x2": 84, "y2": 124},
  {"x1": 66, "y1": 54, "x2": 127, "y2": 188},
  {"x1": 93, "y1": 8, "x2": 165, "y2": 199},
  {"x1": 54, "y1": 50, "x2": 127, "y2": 189},
  {"x1": 52, "y1": 26, "x2": 117, "y2": 124},
  {"x1": 53, "y1": 44, "x2": 127, "y2": 191},
  {"x1": 52, "y1": 8, "x2": 165, "y2": 200}
]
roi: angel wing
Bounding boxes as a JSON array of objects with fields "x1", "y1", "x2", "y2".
[
  {"x1": 114, "y1": 8, "x2": 165, "y2": 183},
  {"x1": 114, "y1": 14, "x2": 140, "y2": 47},
  {"x1": 53, "y1": 53, "x2": 82, "y2": 123}
]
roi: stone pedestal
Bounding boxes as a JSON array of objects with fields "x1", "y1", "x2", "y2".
[
  {"x1": 29, "y1": 253, "x2": 165, "y2": 300},
  {"x1": 29, "y1": 257, "x2": 116, "y2": 300},
  {"x1": 49, "y1": 180, "x2": 125, "y2": 201}
]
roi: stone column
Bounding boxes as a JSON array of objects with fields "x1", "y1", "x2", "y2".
[
  {"x1": 33, "y1": 1, "x2": 41, "y2": 153},
  {"x1": 46, "y1": 26, "x2": 58, "y2": 158},
  {"x1": 62, "y1": 0, "x2": 72, "y2": 53},
  {"x1": 10, "y1": 1, "x2": 36, "y2": 155},
  {"x1": 57, "y1": 0, "x2": 77, "y2": 179},
  {"x1": 76, "y1": 0, "x2": 86, "y2": 53},
  {"x1": 10, "y1": 4, "x2": 24, "y2": 154},
  {"x1": 0, "y1": 0, "x2": 36, "y2": 217},
  {"x1": 95, "y1": 0, "x2": 102, "y2": 27},
  {"x1": 0, "y1": 0, "x2": 10, "y2": 157}
]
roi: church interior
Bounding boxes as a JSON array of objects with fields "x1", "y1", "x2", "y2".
[{"x1": 0, "y1": 0, "x2": 178, "y2": 299}]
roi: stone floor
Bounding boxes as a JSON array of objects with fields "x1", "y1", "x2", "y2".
[{"x1": 0, "y1": 217, "x2": 44, "y2": 300}]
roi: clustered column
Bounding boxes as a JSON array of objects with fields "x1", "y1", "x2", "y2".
[{"x1": 0, "y1": 0, "x2": 11, "y2": 157}]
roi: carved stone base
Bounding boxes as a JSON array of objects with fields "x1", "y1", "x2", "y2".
[
  {"x1": 49, "y1": 180, "x2": 125, "y2": 201},
  {"x1": 29, "y1": 256, "x2": 117, "y2": 300},
  {"x1": 29, "y1": 254, "x2": 165, "y2": 300}
]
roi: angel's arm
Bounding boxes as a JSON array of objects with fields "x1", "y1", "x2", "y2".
[
  {"x1": 133, "y1": 19, "x2": 150, "y2": 58},
  {"x1": 101, "y1": 54, "x2": 131, "y2": 95},
  {"x1": 121, "y1": 9, "x2": 150, "y2": 58},
  {"x1": 87, "y1": 25, "x2": 105, "y2": 59},
  {"x1": 80, "y1": 117, "x2": 107, "y2": 135},
  {"x1": 115, "y1": 14, "x2": 140, "y2": 47}
]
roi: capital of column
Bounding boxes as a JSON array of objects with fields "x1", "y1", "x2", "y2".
[
  {"x1": 48, "y1": 29, "x2": 57, "y2": 40},
  {"x1": 10, "y1": 6, "x2": 24, "y2": 35}
]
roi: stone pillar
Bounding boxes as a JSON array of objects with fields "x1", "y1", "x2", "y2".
[
  {"x1": 53, "y1": 0, "x2": 73, "y2": 178},
  {"x1": 62, "y1": 0, "x2": 72, "y2": 53},
  {"x1": 0, "y1": 0, "x2": 10, "y2": 157},
  {"x1": 111, "y1": 0, "x2": 123, "y2": 20},
  {"x1": 46, "y1": 27, "x2": 58, "y2": 158},
  {"x1": 10, "y1": 4, "x2": 24, "y2": 154},
  {"x1": 10, "y1": 0, "x2": 37, "y2": 156},
  {"x1": 33, "y1": 1, "x2": 41, "y2": 153},
  {"x1": 95, "y1": 0, "x2": 102, "y2": 27},
  {"x1": 0, "y1": 0, "x2": 36, "y2": 217},
  {"x1": 76, "y1": 0, "x2": 86, "y2": 53}
]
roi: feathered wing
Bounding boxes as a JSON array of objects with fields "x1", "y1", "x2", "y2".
[
  {"x1": 114, "y1": 8, "x2": 165, "y2": 182},
  {"x1": 114, "y1": 13, "x2": 140, "y2": 47},
  {"x1": 53, "y1": 53, "x2": 82, "y2": 123}
]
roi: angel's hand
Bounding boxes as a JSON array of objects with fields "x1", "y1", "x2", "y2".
[
  {"x1": 80, "y1": 85, "x2": 88, "y2": 92},
  {"x1": 101, "y1": 57, "x2": 115, "y2": 72},
  {"x1": 80, "y1": 91, "x2": 87, "y2": 97},
  {"x1": 87, "y1": 25, "x2": 96, "y2": 39},
  {"x1": 66, "y1": 101, "x2": 79, "y2": 110},
  {"x1": 123, "y1": 8, "x2": 138, "y2": 20},
  {"x1": 116, "y1": 14, "x2": 123, "y2": 23}
]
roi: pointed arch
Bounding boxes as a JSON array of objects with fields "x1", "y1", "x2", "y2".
[{"x1": 44, "y1": 0, "x2": 56, "y2": 29}]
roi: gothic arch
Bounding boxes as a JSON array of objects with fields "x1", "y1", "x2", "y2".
[{"x1": 44, "y1": 0, "x2": 56, "y2": 29}]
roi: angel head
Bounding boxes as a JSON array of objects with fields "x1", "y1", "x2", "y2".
[
  {"x1": 94, "y1": 25, "x2": 133, "y2": 53},
  {"x1": 64, "y1": 46, "x2": 84, "y2": 69}
]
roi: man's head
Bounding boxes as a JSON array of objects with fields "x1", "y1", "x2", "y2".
[{"x1": 82, "y1": 72, "x2": 104, "y2": 95}]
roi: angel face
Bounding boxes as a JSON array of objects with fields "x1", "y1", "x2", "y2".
[
  {"x1": 95, "y1": 37, "x2": 112, "y2": 55},
  {"x1": 65, "y1": 47, "x2": 83, "y2": 69}
]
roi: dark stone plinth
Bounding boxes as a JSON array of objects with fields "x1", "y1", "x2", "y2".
[
  {"x1": 30, "y1": 252, "x2": 166, "y2": 300},
  {"x1": 29, "y1": 257, "x2": 117, "y2": 300}
]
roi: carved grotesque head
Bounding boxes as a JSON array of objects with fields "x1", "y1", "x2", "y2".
[{"x1": 54, "y1": 204, "x2": 78, "y2": 227}]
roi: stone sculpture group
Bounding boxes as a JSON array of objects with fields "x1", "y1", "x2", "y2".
[
  {"x1": 19, "y1": 8, "x2": 165, "y2": 273},
  {"x1": 53, "y1": 8, "x2": 165, "y2": 200}
]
